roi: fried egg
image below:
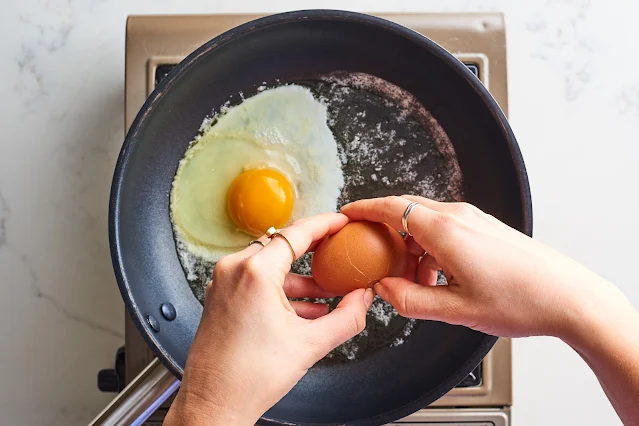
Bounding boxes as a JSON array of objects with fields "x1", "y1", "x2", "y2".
[{"x1": 170, "y1": 85, "x2": 344, "y2": 262}]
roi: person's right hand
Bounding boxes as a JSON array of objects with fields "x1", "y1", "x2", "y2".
[{"x1": 340, "y1": 195, "x2": 630, "y2": 341}]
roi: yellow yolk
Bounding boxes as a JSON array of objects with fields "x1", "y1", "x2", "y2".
[{"x1": 227, "y1": 168, "x2": 294, "y2": 236}]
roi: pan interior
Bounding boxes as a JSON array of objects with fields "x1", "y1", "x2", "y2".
[
  {"x1": 173, "y1": 72, "x2": 463, "y2": 365},
  {"x1": 113, "y1": 12, "x2": 529, "y2": 425}
]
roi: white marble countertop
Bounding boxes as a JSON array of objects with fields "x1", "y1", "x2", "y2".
[{"x1": 1, "y1": 1, "x2": 637, "y2": 425}]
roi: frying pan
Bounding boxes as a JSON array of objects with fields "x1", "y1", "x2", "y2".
[{"x1": 107, "y1": 10, "x2": 532, "y2": 426}]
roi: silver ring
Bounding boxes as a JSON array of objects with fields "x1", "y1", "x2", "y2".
[{"x1": 402, "y1": 202, "x2": 420, "y2": 236}]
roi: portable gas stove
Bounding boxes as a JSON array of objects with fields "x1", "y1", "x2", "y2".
[{"x1": 98, "y1": 13, "x2": 513, "y2": 425}]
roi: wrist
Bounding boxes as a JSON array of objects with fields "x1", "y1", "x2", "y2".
[
  {"x1": 173, "y1": 359, "x2": 266, "y2": 425},
  {"x1": 559, "y1": 278, "x2": 635, "y2": 352},
  {"x1": 166, "y1": 387, "x2": 260, "y2": 426}
]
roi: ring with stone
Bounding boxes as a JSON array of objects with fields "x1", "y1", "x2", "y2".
[{"x1": 265, "y1": 226, "x2": 278, "y2": 238}]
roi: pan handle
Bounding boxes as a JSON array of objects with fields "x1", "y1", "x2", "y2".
[{"x1": 88, "y1": 358, "x2": 180, "y2": 426}]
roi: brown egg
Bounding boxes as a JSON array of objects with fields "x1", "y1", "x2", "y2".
[{"x1": 311, "y1": 221, "x2": 408, "y2": 295}]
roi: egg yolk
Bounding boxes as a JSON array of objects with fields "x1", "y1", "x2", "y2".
[{"x1": 227, "y1": 168, "x2": 294, "y2": 237}]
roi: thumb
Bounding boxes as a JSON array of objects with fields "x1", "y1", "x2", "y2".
[
  {"x1": 375, "y1": 277, "x2": 460, "y2": 322},
  {"x1": 306, "y1": 288, "x2": 374, "y2": 356}
]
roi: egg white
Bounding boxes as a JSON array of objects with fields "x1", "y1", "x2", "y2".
[{"x1": 170, "y1": 85, "x2": 344, "y2": 262}]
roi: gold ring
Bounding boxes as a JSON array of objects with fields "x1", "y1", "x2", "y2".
[
  {"x1": 248, "y1": 240, "x2": 266, "y2": 247},
  {"x1": 268, "y1": 232, "x2": 297, "y2": 262}
]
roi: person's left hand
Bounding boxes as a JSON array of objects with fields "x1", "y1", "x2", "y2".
[{"x1": 164, "y1": 213, "x2": 374, "y2": 426}]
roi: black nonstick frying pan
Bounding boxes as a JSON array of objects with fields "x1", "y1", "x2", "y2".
[{"x1": 109, "y1": 10, "x2": 532, "y2": 426}]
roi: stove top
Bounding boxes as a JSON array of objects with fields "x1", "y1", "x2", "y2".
[{"x1": 100, "y1": 12, "x2": 513, "y2": 425}]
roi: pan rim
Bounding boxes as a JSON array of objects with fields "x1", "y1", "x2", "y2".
[{"x1": 110, "y1": 9, "x2": 532, "y2": 425}]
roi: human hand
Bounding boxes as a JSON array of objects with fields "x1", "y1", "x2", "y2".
[
  {"x1": 164, "y1": 213, "x2": 373, "y2": 426},
  {"x1": 341, "y1": 195, "x2": 629, "y2": 341}
]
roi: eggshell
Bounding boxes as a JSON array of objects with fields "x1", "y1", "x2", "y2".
[{"x1": 311, "y1": 221, "x2": 408, "y2": 295}]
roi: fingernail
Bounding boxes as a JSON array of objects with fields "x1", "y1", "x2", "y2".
[{"x1": 364, "y1": 288, "x2": 374, "y2": 307}]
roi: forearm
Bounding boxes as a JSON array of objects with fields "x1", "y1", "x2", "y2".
[{"x1": 562, "y1": 286, "x2": 639, "y2": 425}]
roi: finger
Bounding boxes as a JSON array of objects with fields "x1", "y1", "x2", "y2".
[
  {"x1": 306, "y1": 288, "x2": 373, "y2": 354},
  {"x1": 231, "y1": 234, "x2": 270, "y2": 260},
  {"x1": 402, "y1": 253, "x2": 419, "y2": 281},
  {"x1": 283, "y1": 273, "x2": 337, "y2": 298},
  {"x1": 402, "y1": 195, "x2": 488, "y2": 222},
  {"x1": 374, "y1": 277, "x2": 461, "y2": 322},
  {"x1": 405, "y1": 235, "x2": 425, "y2": 257},
  {"x1": 259, "y1": 213, "x2": 349, "y2": 268},
  {"x1": 304, "y1": 238, "x2": 325, "y2": 254},
  {"x1": 400, "y1": 194, "x2": 450, "y2": 212},
  {"x1": 290, "y1": 301, "x2": 329, "y2": 319},
  {"x1": 340, "y1": 196, "x2": 440, "y2": 252},
  {"x1": 417, "y1": 254, "x2": 439, "y2": 286}
]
